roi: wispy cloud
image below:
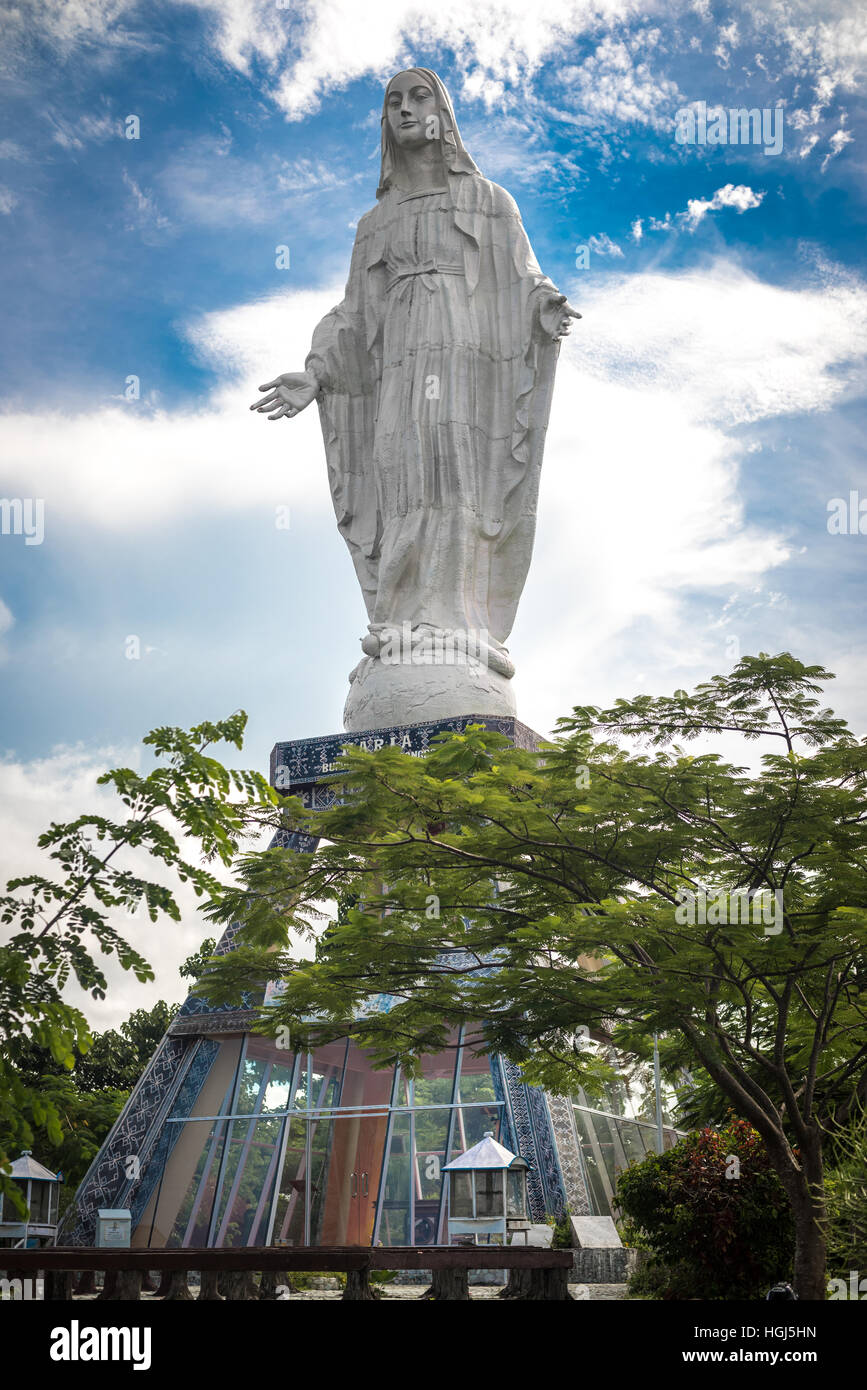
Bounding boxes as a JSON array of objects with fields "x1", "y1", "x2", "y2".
[
  {"x1": 48, "y1": 109, "x2": 119, "y2": 149},
  {"x1": 649, "y1": 183, "x2": 765, "y2": 233},
  {"x1": 121, "y1": 169, "x2": 170, "y2": 236}
]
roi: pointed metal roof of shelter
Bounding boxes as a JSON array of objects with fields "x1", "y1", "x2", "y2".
[
  {"x1": 442, "y1": 1131, "x2": 517, "y2": 1170},
  {"x1": 9, "y1": 1150, "x2": 60, "y2": 1182}
]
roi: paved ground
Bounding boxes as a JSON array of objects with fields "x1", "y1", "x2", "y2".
[
  {"x1": 280, "y1": 1283, "x2": 628, "y2": 1300},
  {"x1": 68, "y1": 1281, "x2": 628, "y2": 1302}
]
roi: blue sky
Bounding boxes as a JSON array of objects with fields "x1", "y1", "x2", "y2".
[{"x1": 1, "y1": 0, "x2": 866, "y2": 1021}]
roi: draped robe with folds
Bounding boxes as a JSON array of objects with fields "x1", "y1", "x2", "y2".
[{"x1": 305, "y1": 167, "x2": 561, "y2": 663}]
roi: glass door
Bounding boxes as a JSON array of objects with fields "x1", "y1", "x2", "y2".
[{"x1": 315, "y1": 1112, "x2": 389, "y2": 1245}]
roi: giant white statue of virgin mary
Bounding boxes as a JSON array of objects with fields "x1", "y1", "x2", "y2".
[{"x1": 252, "y1": 68, "x2": 579, "y2": 731}]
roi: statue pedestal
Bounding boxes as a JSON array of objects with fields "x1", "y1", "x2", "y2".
[
  {"x1": 271, "y1": 711, "x2": 537, "y2": 806},
  {"x1": 343, "y1": 652, "x2": 517, "y2": 732}
]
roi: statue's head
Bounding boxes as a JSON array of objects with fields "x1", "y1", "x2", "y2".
[
  {"x1": 384, "y1": 69, "x2": 440, "y2": 152},
  {"x1": 378, "y1": 67, "x2": 480, "y2": 196}
]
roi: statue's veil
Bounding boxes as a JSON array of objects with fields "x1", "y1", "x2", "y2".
[{"x1": 377, "y1": 67, "x2": 480, "y2": 198}]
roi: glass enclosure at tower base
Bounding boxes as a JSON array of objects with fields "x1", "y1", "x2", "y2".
[{"x1": 61, "y1": 1021, "x2": 682, "y2": 1251}]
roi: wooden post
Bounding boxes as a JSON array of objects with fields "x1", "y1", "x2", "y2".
[
  {"x1": 99, "y1": 1270, "x2": 142, "y2": 1301},
  {"x1": 259, "y1": 1270, "x2": 290, "y2": 1300},
  {"x1": 499, "y1": 1267, "x2": 573, "y2": 1300},
  {"x1": 161, "y1": 1271, "x2": 194, "y2": 1300},
  {"x1": 198, "y1": 1270, "x2": 224, "y2": 1300},
  {"x1": 421, "y1": 1268, "x2": 470, "y2": 1300},
  {"x1": 221, "y1": 1271, "x2": 259, "y2": 1301},
  {"x1": 343, "y1": 1270, "x2": 381, "y2": 1301},
  {"x1": 44, "y1": 1270, "x2": 74, "y2": 1301},
  {"x1": 73, "y1": 1270, "x2": 97, "y2": 1296}
]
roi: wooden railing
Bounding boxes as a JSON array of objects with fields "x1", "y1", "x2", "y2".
[{"x1": 2, "y1": 1244, "x2": 575, "y2": 1301}]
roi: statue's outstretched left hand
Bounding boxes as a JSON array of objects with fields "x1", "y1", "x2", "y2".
[
  {"x1": 540, "y1": 294, "x2": 582, "y2": 342},
  {"x1": 250, "y1": 370, "x2": 319, "y2": 420}
]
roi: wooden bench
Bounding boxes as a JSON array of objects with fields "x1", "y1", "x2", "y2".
[{"x1": 4, "y1": 1244, "x2": 575, "y2": 1301}]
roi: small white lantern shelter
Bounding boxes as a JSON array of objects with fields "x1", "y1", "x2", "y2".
[
  {"x1": 443, "y1": 1132, "x2": 530, "y2": 1244},
  {"x1": 0, "y1": 1151, "x2": 61, "y2": 1248}
]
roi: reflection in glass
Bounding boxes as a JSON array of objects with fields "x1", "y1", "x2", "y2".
[
  {"x1": 379, "y1": 1113, "x2": 411, "y2": 1245},
  {"x1": 134, "y1": 1028, "x2": 515, "y2": 1250}
]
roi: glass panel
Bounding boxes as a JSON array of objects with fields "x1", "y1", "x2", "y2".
[
  {"x1": 412, "y1": 1106, "x2": 450, "y2": 1244},
  {"x1": 213, "y1": 1115, "x2": 284, "y2": 1247},
  {"x1": 378, "y1": 1113, "x2": 411, "y2": 1245},
  {"x1": 243, "y1": 1037, "x2": 296, "y2": 1112},
  {"x1": 449, "y1": 1105, "x2": 502, "y2": 1160},
  {"x1": 393, "y1": 1071, "x2": 411, "y2": 1107},
  {"x1": 310, "y1": 1040, "x2": 347, "y2": 1112},
  {"x1": 340, "y1": 1042, "x2": 395, "y2": 1111},
  {"x1": 29, "y1": 1184, "x2": 51, "y2": 1223},
  {"x1": 307, "y1": 1116, "x2": 337, "y2": 1245},
  {"x1": 133, "y1": 1037, "x2": 243, "y2": 1249},
  {"x1": 506, "y1": 1169, "x2": 526, "y2": 1218},
  {"x1": 270, "y1": 1118, "x2": 307, "y2": 1246},
  {"x1": 166, "y1": 1118, "x2": 228, "y2": 1247},
  {"x1": 475, "y1": 1170, "x2": 503, "y2": 1218},
  {"x1": 450, "y1": 1171, "x2": 474, "y2": 1218},
  {"x1": 572, "y1": 1107, "x2": 613, "y2": 1216},
  {"x1": 455, "y1": 1036, "x2": 496, "y2": 1104},
  {"x1": 615, "y1": 1118, "x2": 650, "y2": 1165},
  {"x1": 413, "y1": 1032, "x2": 459, "y2": 1107}
]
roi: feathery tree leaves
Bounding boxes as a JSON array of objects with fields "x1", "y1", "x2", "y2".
[{"x1": 198, "y1": 655, "x2": 867, "y2": 1298}]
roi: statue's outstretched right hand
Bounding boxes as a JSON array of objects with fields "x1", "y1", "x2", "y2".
[{"x1": 250, "y1": 370, "x2": 319, "y2": 420}]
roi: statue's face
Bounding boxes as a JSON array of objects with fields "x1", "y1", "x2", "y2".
[{"x1": 385, "y1": 71, "x2": 438, "y2": 150}]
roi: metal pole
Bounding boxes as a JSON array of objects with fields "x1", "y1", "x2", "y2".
[{"x1": 653, "y1": 1033, "x2": 664, "y2": 1154}]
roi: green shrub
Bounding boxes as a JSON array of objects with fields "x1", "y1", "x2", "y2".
[
  {"x1": 543, "y1": 1209, "x2": 574, "y2": 1249},
  {"x1": 616, "y1": 1115, "x2": 794, "y2": 1300},
  {"x1": 291, "y1": 1271, "x2": 347, "y2": 1290},
  {"x1": 825, "y1": 1111, "x2": 867, "y2": 1277}
]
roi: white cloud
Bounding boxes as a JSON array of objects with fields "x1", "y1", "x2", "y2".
[
  {"x1": 588, "y1": 232, "x2": 624, "y2": 256},
  {"x1": 821, "y1": 124, "x2": 854, "y2": 171},
  {"x1": 650, "y1": 184, "x2": 765, "y2": 234},
  {"x1": 561, "y1": 31, "x2": 684, "y2": 131},
  {"x1": 0, "y1": 186, "x2": 19, "y2": 214},
  {"x1": 156, "y1": 139, "x2": 362, "y2": 228},
  {"x1": 713, "y1": 19, "x2": 739, "y2": 69},
  {"x1": 48, "y1": 110, "x2": 118, "y2": 149},
  {"x1": 683, "y1": 182, "x2": 765, "y2": 229},
  {"x1": 183, "y1": 0, "x2": 643, "y2": 120},
  {"x1": 513, "y1": 258, "x2": 867, "y2": 729},
  {"x1": 0, "y1": 288, "x2": 338, "y2": 529},
  {"x1": 121, "y1": 170, "x2": 170, "y2": 235}
]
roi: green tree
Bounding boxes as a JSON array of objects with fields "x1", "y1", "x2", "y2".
[
  {"x1": 6, "y1": 998, "x2": 177, "y2": 1094},
  {"x1": 0, "y1": 714, "x2": 277, "y2": 1212},
  {"x1": 197, "y1": 655, "x2": 867, "y2": 1300}
]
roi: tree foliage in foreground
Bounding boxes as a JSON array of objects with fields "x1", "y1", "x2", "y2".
[
  {"x1": 0, "y1": 714, "x2": 277, "y2": 1211},
  {"x1": 197, "y1": 655, "x2": 867, "y2": 1298}
]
